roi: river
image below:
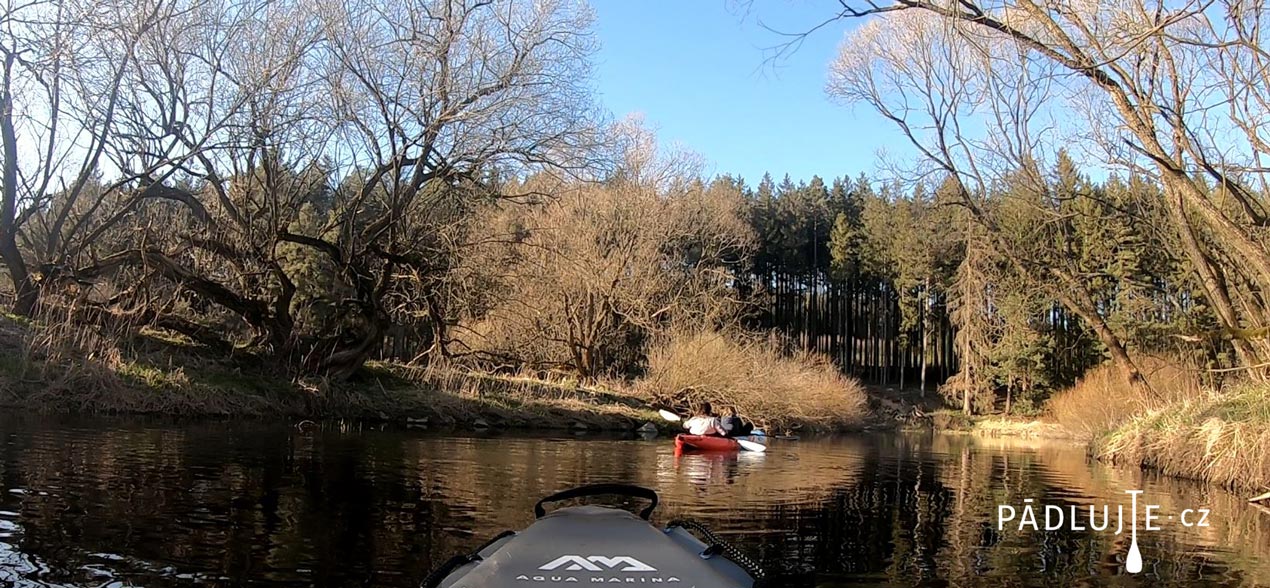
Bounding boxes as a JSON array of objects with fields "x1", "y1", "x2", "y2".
[{"x1": 0, "y1": 414, "x2": 1268, "y2": 587}]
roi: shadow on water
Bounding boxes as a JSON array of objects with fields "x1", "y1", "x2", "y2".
[{"x1": 0, "y1": 413, "x2": 1267, "y2": 587}]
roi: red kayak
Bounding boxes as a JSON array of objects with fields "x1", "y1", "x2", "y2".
[{"x1": 675, "y1": 434, "x2": 741, "y2": 453}]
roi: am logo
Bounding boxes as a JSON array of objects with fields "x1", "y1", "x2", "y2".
[{"x1": 538, "y1": 555, "x2": 658, "y2": 572}]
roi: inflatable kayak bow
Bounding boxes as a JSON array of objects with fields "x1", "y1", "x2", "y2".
[{"x1": 423, "y1": 483, "x2": 764, "y2": 587}]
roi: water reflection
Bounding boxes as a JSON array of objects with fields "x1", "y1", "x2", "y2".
[{"x1": 0, "y1": 414, "x2": 1266, "y2": 587}]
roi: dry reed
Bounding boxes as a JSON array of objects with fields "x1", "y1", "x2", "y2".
[
  {"x1": 1097, "y1": 383, "x2": 1270, "y2": 490},
  {"x1": 636, "y1": 330, "x2": 868, "y2": 431},
  {"x1": 1047, "y1": 355, "x2": 1202, "y2": 439}
]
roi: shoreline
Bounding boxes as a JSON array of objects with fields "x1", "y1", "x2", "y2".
[
  {"x1": 907, "y1": 400, "x2": 1270, "y2": 493},
  {"x1": 7, "y1": 364, "x2": 1270, "y2": 493},
  {"x1": 4, "y1": 314, "x2": 1265, "y2": 491},
  {"x1": 0, "y1": 352, "x2": 862, "y2": 435},
  {"x1": 0, "y1": 364, "x2": 669, "y2": 433},
  {"x1": 0, "y1": 317, "x2": 870, "y2": 435}
]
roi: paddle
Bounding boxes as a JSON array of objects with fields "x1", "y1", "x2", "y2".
[
  {"x1": 734, "y1": 438, "x2": 768, "y2": 453},
  {"x1": 656, "y1": 408, "x2": 766, "y2": 452}
]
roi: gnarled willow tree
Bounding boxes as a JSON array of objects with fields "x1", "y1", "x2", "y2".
[{"x1": 0, "y1": 0, "x2": 601, "y2": 377}]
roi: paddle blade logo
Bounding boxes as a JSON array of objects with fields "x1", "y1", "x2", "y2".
[{"x1": 539, "y1": 555, "x2": 657, "y2": 572}]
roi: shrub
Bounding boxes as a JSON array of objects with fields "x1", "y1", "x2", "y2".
[
  {"x1": 636, "y1": 331, "x2": 868, "y2": 431},
  {"x1": 1047, "y1": 355, "x2": 1202, "y2": 438}
]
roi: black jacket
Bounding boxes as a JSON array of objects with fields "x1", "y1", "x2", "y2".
[{"x1": 724, "y1": 416, "x2": 753, "y2": 437}]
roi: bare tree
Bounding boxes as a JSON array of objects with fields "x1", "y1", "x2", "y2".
[
  {"x1": 18, "y1": 0, "x2": 334, "y2": 360},
  {"x1": 456, "y1": 126, "x2": 754, "y2": 380},
  {"x1": 264, "y1": 0, "x2": 605, "y2": 376},
  {"x1": 0, "y1": 0, "x2": 175, "y2": 315},
  {"x1": 0, "y1": 0, "x2": 295, "y2": 342}
]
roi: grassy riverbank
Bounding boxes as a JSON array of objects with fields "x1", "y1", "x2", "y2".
[
  {"x1": 932, "y1": 360, "x2": 1270, "y2": 491},
  {"x1": 0, "y1": 351, "x2": 665, "y2": 431},
  {"x1": 961, "y1": 417, "x2": 1082, "y2": 440},
  {"x1": 0, "y1": 316, "x2": 868, "y2": 433},
  {"x1": 0, "y1": 313, "x2": 653, "y2": 429},
  {"x1": 1096, "y1": 384, "x2": 1270, "y2": 491},
  {"x1": 1046, "y1": 360, "x2": 1270, "y2": 490}
]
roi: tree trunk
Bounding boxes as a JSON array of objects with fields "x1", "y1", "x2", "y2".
[
  {"x1": 0, "y1": 236, "x2": 35, "y2": 316},
  {"x1": 899, "y1": 335, "x2": 907, "y2": 390},
  {"x1": 0, "y1": 53, "x2": 36, "y2": 317},
  {"x1": 425, "y1": 290, "x2": 451, "y2": 360},
  {"x1": 317, "y1": 313, "x2": 389, "y2": 379},
  {"x1": 1047, "y1": 270, "x2": 1147, "y2": 394},
  {"x1": 1162, "y1": 180, "x2": 1265, "y2": 369},
  {"x1": 920, "y1": 276, "x2": 930, "y2": 396},
  {"x1": 578, "y1": 344, "x2": 595, "y2": 382}
]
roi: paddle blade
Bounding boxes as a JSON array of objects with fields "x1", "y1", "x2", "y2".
[
  {"x1": 736, "y1": 439, "x2": 767, "y2": 452},
  {"x1": 657, "y1": 409, "x2": 682, "y2": 422}
]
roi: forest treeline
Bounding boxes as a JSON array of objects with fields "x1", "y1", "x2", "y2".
[
  {"x1": 816, "y1": 0, "x2": 1270, "y2": 412},
  {"x1": 712, "y1": 157, "x2": 1223, "y2": 415},
  {"x1": 0, "y1": 0, "x2": 1256, "y2": 416}
]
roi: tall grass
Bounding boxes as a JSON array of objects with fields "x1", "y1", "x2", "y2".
[
  {"x1": 1097, "y1": 383, "x2": 1270, "y2": 490},
  {"x1": 0, "y1": 309, "x2": 288, "y2": 414},
  {"x1": 1045, "y1": 355, "x2": 1270, "y2": 489},
  {"x1": 636, "y1": 331, "x2": 868, "y2": 431},
  {"x1": 381, "y1": 363, "x2": 660, "y2": 427},
  {"x1": 1047, "y1": 356, "x2": 1202, "y2": 439}
]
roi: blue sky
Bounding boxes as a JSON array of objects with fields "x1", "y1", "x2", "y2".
[{"x1": 590, "y1": 1, "x2": 911, "y2": 186}]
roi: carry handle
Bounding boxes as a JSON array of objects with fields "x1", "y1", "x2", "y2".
[{"x1": 534, "y1": 484, "x2": 659, "y2": 520}]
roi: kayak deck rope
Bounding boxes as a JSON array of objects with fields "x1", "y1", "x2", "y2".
[{"x1": 667, "y1": 519, "x2": 766, "y2": 582}]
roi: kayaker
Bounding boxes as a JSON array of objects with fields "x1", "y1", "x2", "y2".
[
  {"x1": 683, "y1": 402, "x2": 728, "y2": 436},
  {"x1": 723, "y1": 406, "x2": 753, "y2": 437}
]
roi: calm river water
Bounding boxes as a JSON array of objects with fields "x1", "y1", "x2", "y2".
[{"x1": 0, "y1": 414, "x2": 1268, "y2": 587}]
